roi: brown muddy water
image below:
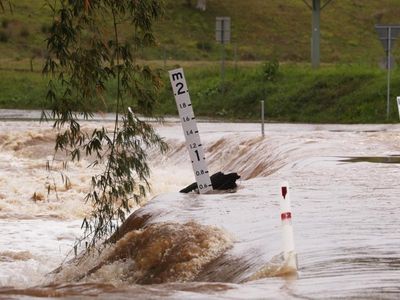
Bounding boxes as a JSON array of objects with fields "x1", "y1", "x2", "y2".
[{"x1": 0, "y1": 111, "x2": 399, "y2": 299}]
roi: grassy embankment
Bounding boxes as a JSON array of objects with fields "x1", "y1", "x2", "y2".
[
  {"x1": 1, "y1": 1, "x2": 400, "y2": 122},
  {"x1": 159, "y1": 63, "x2": 400, "y2": 123},
  {"x1": 1, "y1": 62, "x2": 399, "y2": 123},
  {"x1": 0, "y1": 1, "x2": 400, "y2": 63}
]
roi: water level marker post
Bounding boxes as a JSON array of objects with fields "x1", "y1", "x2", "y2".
[
  {"x1": 280, "y1": 181, "x2": 298, "y2": 270},
  {"x1": 169, "y1": 68, "x2": 213, "y2": 194}
]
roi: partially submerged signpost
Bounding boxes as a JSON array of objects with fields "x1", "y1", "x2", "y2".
[
  {"x1": 375, "y1": 25, "x2": 400, "y2": 120},
  {"x1": 169, "y1": 68, "x2": 213, "y2": 194},
  {"x1": 216, "y1": 17, "x2": 231, "y2": 83}
]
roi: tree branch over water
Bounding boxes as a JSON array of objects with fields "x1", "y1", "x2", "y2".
[
  {"x1": 42, "y1": 0, "x2": 167, "y2": 249},
  {"x1": 0, "y1": 0, "x2": 13, "y2": 13}
]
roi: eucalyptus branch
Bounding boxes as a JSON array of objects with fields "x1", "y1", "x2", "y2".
[
  {"x1": 43, "y1": 0, "x2": 167, "y2": 251},
  {"x1": 0, "y1": 0, "x2": 13, "y2": 13}
]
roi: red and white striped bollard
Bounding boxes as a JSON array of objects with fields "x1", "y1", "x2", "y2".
[{"x1": 280, "y1": 181, "x2": 298, "y2": 270}]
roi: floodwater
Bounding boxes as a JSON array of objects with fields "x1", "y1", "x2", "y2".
[{"x1": 0, "y1": 110, "x2": 400, "y2": 299}]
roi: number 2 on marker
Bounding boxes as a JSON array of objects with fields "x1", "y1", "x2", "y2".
[{"x1": 176, "y1": 82, "x2": 186, "y2": 95}]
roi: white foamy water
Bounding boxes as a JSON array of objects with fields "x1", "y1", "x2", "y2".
[{"x1": 1, "y1": 113, "x2": 400, "y2": 299}]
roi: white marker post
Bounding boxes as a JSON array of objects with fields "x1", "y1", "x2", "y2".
[
  {"x1": 169, "y1": 68, "x2": 213, "y2": 194},
  {"x1": 397, "y1": 97, "x2": 400, "y2": 120},
  {"x1": 280, "y1": 181, "x2": 298, "y2": 270}
]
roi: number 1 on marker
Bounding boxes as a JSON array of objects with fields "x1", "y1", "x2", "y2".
[{"x1": 168, "y1": 68, "x2": 213, "y2": 194}]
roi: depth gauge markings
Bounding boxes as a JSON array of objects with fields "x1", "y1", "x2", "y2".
[{"x1": 169, "y1": 68, "x2": 213, "y2": 194}]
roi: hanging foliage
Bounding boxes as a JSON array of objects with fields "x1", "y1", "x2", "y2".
[
  {"x1": 42, "y1": 0, "x2": 168, "y2": 248},
  {"x1": 0, "y1": 0, "x2": 12, "y2": 12}
]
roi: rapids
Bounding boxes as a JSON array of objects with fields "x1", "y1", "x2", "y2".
[{"x1": 1, "y1": 111, "x2": 400, "y2": 299}]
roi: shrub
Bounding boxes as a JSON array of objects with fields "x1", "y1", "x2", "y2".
[
  {"x1": 31, "y1": 47, "x2": 44, "y2": 58},
  {"x1": 196, "y1": 41, "x2": 212, "y2": 52},
  {"x1": 1, "y1": 19, "x2": 9, "y2": 29},
  {"x1": 20, "y1": 27, "x2": 30, "y2": 37},
  {"x1": 240, "y1": 52, "x2": 256, "y2": 61},
  {"x1": 0, "y1": 30, "x2": 9, "y2": 42},
  {"x1": 40, "y1": 23, "x2": 51, "y2": 34},
  {"x1": 261, "y1": 60, "x2": 279, "y2": 81}
]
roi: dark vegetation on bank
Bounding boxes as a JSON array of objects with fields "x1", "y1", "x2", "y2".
[
  {"x1": 158, "y1": 62, "x2": 400, "y2": 123},
  {"x1": 1, "y1": 62, "x2": 399, "y2": 123}
]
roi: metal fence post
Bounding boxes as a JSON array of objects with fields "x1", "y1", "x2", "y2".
[{"x1": 261, "y1": 100, "x2": 265, "y2": 136}]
